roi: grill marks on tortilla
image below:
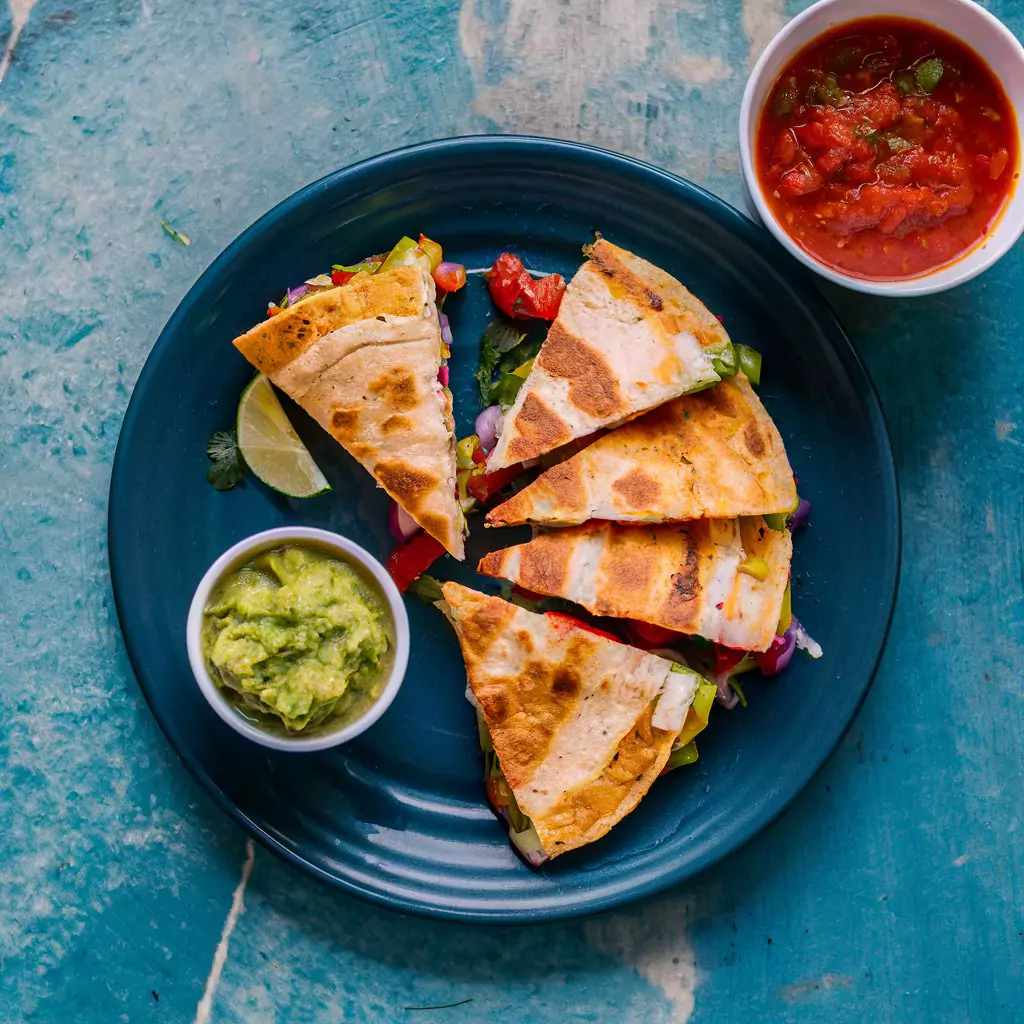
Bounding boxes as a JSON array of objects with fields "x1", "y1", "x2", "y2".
[
  {"x1": 504, "y1": 394, "x2": 573, "y2": 465},
  {"x1": 537, "y1": 323, "x2": 625, "y2": 420},
  {"x1": 375, "y1": 461, "x2": 439, "y2": 513},
  {"x1": 612, "y1": 469, "x2": 662, "y2": 511},
  {"x1": 488, "y1": 239, "x2": 726, "y2": 471},
  {"x1": 477, "y1": 520, "x2": 792, "y2": 650},
  {"x1": 664, "y1": 543, "x2": 701, "y2": 631},
  {"x1": 487, "y1": 374, "x2": 796, "y2": 527},
  {"x1": 481, "y1": 653, "x2": 582, "y2": 788}
]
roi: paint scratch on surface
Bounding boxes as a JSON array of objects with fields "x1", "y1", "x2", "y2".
[
  {"x1": 0, "y1": 0, "x2": 39, "y2": 86},
  {"x1": 995, "y1": 420, "x2": 1021, "y2": 445},
  {"x1": 952, "y1": 854, "x2": 970, "y2": 867},
  {"x1": 193, "y1": 840, "x2": 255, "y2": 1024},
  {"x1": 585, "y1": 894, "x2": 698, "y2": 1022},
  {"x1": 741, "y1": 0, "x2": 785, "y2": 68},
  {"x1": 668, "y1": 54, "x2": 730, "y2": 85},
  {"x1": 778, "y1": 973, "x2": 854, "y2": 1004}
]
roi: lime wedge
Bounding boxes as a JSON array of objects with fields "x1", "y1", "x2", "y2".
[{"x1": 236, "y1": 374, "x2": 331, "y2": 498}]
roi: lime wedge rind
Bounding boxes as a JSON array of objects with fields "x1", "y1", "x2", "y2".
[{"x1": 236, "y1": 374, "x2": 332, "y2": 499}]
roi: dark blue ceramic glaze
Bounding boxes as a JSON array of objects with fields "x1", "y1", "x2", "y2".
[{"x1": 108, "y1": 136, "x2": 900, "y2": 922}]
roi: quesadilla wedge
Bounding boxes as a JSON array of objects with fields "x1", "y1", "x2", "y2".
[
  {"x1": 234, "y1": 264, "x2": 465, "y2": 558},
  {"x1": 487, "y1": 373, "x2": 796, "y2": 527},
  {"x1": 478, "y1": 518, "x2": 792, "y2": 653},
  {"x1": 487, "y1": 239, "x2": 731, "y2": 470},
  {"x1": 440, "y1": 582, "x2": 707, "y2": 862}
]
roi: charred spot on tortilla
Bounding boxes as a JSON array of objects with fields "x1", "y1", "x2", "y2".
[
  {"x1": 458, "y1": 599, "x2": 515, "y2": 659},
  {"x1": 743, "y1": 420, "x2": 766, "y2": 457},
  {"x1": 369, "y1": 367, "x2": 418, "y2": 412},
  {"x1": 506, "y1": 394, "x2": 573, "y2": 464},
  {"x1": 612, "y1": 468, "x2": 661, "y2": 510},
  {"x1": 418, "y1": 512, "x2": 451, "y2": 541},
  {"x1": 668, "y1": 547, "x2": 700, "y2": 603},
  {"x1": 551, "y1": 667, "x2": 582, "y2": 698},
  {"x1": 514, "y1": 629, "x2": 535, "y2": 654},
  {"x1": 602, "y1": 542, "x2": 655, "y2": 595},
  {"x1": 381, "y1": 413, "x2": 414, "y2": 435},
  {"x1": 537, "y1": 325, "x2": 623, "y2": 419},
  {"x1": 375, "y1": 461, "x2": 437, "y2": 507},
  {"x1": 486, "y1": 690, "x2": 511, "y2": 724},
  {"x1": 519, "y1": 534, "x2": 572, "y2": 595},
  {"x1": 645, "y1": 290, "x2": 663, "y2": 311},
  {"x1": 330, "y1": 407, "x2": 360, "y2": 433}
]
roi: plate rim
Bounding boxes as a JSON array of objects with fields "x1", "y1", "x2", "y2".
[{"x1": 108, "y1": 134, "x2": 901, "y2": 923}]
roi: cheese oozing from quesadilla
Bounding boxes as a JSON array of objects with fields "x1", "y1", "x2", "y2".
[
  {"x1": 487, "y1": 239, "x2": 729, "y2": 471},
  {"x1": 478, "y1": 518, "x2": 792, "y2": 653},
  {"x1": 440, "y1": 582, "x2": 703, "y2": 861},
  {"x1": 487, "y1": 373, "x2": 797, "y2": 527},
  {"x1": 233, "y1": 266, "x2": 465, "y2": 559}
]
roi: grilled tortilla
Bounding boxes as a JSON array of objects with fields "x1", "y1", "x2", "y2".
[
  {"x1": 441, "y1": 582, "x2": 700, "y2": 861},
  {"x1": 478, "y1": 519, "x2": 792, "y2": 652},
  {"x1": 488, "y1": 374, "x2": 796, "y2": 527},
  {"x1": 234, "y1": 266, "x2": 465, "y2": 558},
  {"x1": 487, "y1": 239, "x2": 728, "y2": 471}
]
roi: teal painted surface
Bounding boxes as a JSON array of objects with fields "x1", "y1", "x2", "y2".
[{"x1": 0, "y1": 0, "x2": 1021, "y2": 1020}]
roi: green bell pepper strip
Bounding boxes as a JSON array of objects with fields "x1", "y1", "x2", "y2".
[{"x1": 735, "y1": 344, "x2": 762, "y2": 386}]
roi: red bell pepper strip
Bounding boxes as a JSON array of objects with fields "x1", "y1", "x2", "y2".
[
  {"x1": 627, "y1": 620, "x2": 682, "y2": 648},
  {"x1": 386, "y1": 532, "x2": 446, "y2": 593},
  {"x1": 467, "y1": 464, "x2": 522, "y2": 504},
  {"x1": 545, "y1": 611, "x2": 623, "y2": 644}
]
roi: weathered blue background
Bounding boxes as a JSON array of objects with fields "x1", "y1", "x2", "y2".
[{"x1": 2, "y1": 0, "x2": 1022, "y2": 1021}]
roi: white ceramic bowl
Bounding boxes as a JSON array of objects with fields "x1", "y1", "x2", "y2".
[
  {"x1": 186, "y1": 526, "x2": 410, "y2": 752},
  {"x1": 739, "y1": 0, "x2": 1024, "y2": 296}
]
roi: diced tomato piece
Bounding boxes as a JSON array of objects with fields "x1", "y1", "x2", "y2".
[
  {"x1": 520, "y1": 273, "x2": 566, "y2": 319},
  {"x1": 545, "y1": 612, "x2": 622, "y2": 644},
  {"x1": 777, "y1": 162, "x2": 824, "y2": 199},
  {"x1": 627, "y1": 620, "x2": 682, "y2": 648},
  {"x1": 386, "y1": 532, "x2": 446, "y2": 592},
  {"x1": 267, "y1": 304, "x2": 282, "y2": 318},
  {"x1": 485, "y1": 777, "x2": 507, "y2": 810},
  {"x1": 471, "y1": 445, "x2": 487, "y2": 466},
  {"x1": 467, "y1": 464, "x2": 522, "y2": 504},
  {"x1": 433, "y1": 263, "x2": 466, "y2": 292},
  {"x1": 485, "y1": 253, "x2": 566, "y2": 321},
  {"x1": 331, "y1": 269, "x2": 355, "y2": 286}
]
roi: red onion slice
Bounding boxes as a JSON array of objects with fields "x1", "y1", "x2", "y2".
[
  {"x1": 388, "y1": 501, "x2": 421, "y2": 542},
  {"x1": 475, "y1": 405, "x2": 502, "y2": 452},
  {"x1": 789, "y1": 498, "x2": 811, "y2": 531},
  {"x1": 439, "y1": 310, "x2": 453, "y2": 347},
  {"x1": 756, "y1": 628, "x2": 796, "y2": 676}
]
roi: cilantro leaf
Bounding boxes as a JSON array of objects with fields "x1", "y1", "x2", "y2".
[
  {"x1": 476, "y1": 320, "x2": 526, "y2": 405},
  {"x1": 206, "y1": 429, "x2": 246, "y2": 490}
]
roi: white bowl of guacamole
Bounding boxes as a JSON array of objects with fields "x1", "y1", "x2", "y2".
[{"x1": 186, "y1": 527, "x2": 409, "y2": 751}]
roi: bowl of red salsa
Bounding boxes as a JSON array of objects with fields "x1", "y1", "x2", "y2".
[{"x1": 740, "y1": 0, "x2": 1024, "y2": 295}]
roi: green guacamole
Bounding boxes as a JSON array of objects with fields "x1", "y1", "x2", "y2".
[{"x1": 202, "y1": 545, "x2": 391, "y2": 732}]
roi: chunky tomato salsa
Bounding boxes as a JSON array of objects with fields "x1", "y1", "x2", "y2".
[{"x1": 756, "y1": 18, "x2": 1017, "y2": 279}]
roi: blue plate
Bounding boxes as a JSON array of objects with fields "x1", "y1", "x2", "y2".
[{"x1": 108, "y1": 136, "x2": 899, "y2": 922}]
